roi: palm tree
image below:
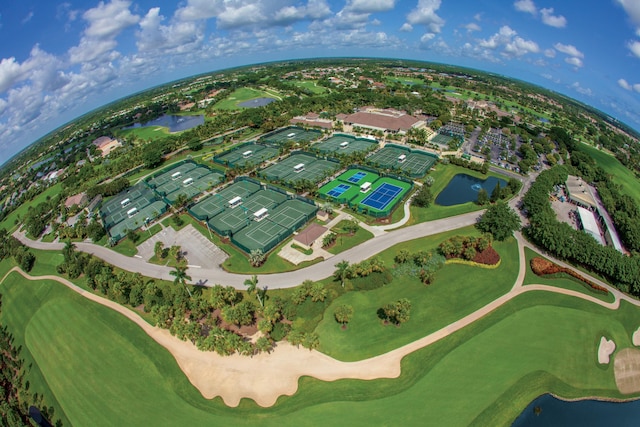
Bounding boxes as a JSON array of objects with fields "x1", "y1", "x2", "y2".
[
  {"x1": 244, "y1": 274, "x2": 264, "y2": 307},
  {"x1": 170, "y1": 265, "x2": 192, "y2": 298},
  {"x1": 334, "y1": 260, "x2": 350, "y2": 288}
]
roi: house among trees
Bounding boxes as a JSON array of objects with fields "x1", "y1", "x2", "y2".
[
  {"x1": 92, "y1": 136, "x2": 122, "y2": 157},
  {"x1": 65, "y1": 192, "x2": 88, "y2": 209},
  {"x1": 294, "y1": 223, "x2": 328, "y2": 250}
]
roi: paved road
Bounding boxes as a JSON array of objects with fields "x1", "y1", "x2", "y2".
[{"x1": 15, "y1": 210, "x2": 481, "y2": 289}]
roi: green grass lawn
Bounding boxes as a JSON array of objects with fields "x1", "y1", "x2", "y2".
[
  {"x1": 2, "y1": 260, "x2": 637, "y2": 426},
  {"x1": 327, "y1": 224, "x2": 374, "y2": 255},
  {"x1": 579, "y1": 143, "x2": 640, "y2": 204},
  {"x1": 118, "y1": 125, "x2": 170, "y2": 141},
  {"x1": 0, "y1": 183, "x2": 63, "y2": 232},
  {"x1": 213, "y1": 88, "x2": 278, "y2": 110},
  {"x1": 315, "y1": 234, "x2": 519, "y2": 361},
  {"x1": 522, "y1": 247, "x2": 615, "y2": 303},
  {"x1": 291, "y1": 80, "x2": 328, "y2": 94}
]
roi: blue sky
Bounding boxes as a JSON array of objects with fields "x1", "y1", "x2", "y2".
[{"x1": 1, "y1": 0, "x2": 640, "y2": 164}]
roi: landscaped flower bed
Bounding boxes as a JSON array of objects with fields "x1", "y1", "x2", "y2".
[{"x1": 530, "y1": 257, "x2": 609, "y2": 295}]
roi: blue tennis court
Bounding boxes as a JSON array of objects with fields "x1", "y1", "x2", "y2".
[
  {"x1": 347, "y1": 171, "x2": 367, "y2": 183},
  {"x1": 327, "y1": 183, "x2": 350, "y2": 198},
  {"x1": 360, "y1": 183, "x2": 403, "y2": 211}
]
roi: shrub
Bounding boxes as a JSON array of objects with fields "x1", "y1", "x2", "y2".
[
  {"x1": 270, "y1": 322, "x2": 291, "y2": 341},
  {"x1": 351, "y1": 270, "x2": 393, "y2": 291}
]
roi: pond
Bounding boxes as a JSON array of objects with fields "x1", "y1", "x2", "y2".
[
  {"x1": 512, "y1": 394, "x2": 640, "y2": 426},
  {"x1": 124, "y1": 114, "x2": 204, "y2": 132},
  {"x1": 238, "y1": 97, "x2": 276, "y2": 108},
  {"x1": 435, "y1": 173, "x2": 507, "y2": 206}
]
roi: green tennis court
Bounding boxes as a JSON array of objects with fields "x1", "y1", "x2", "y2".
[
  {"x1": 259, "y1": 126, "x2": 322, "y2": 145},
  {"x1": 318, "y1": 168, "x2": 380, "y2": 204},
  {"x1": 259, "y1": 153, "x2": 318, "y2": 181},
  {"x1": 366, "y1": 145, "x2": 411, "y2": 169},
  {"x1": 313, "y1": 134, "x2": 378, "y2": 155},
  {"x1": 396, "y1": 151, "x2": 436, "y2": 176},
  {"x1": 431, "y1": 133, "x2": 453, "y2": 145},
  {"x1": 101, "y1": 184, "x2": 158, "y2": 228},
  {"x1": 231, "y1": 199, "x2": 317, "y2": 253},
  {"x1": 189, "y1": 179, "x2": 261, "y2": 220},
  {"x1": 100, "y1": 182, "x2": 168, "y2": 240},
  {"x1": 208, "y1": 189, "x2": 288, "y2": 235},
  {"x1": 147, "y1": 162, "x2": 198, "y2": 188},
  {"x1": 215, "y1": 143, "x2": 279, "y2": 168},
  {"x1": 289, "y1": 159, "x2": 340, "y2": 184},
  {"x1": 350, "y1": 177, "x2": 412, "y2": 217},
  {"x1": 108, "y1": 201, "x2": 167, "y2": 241}
]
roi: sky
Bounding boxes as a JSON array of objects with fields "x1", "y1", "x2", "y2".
[{"x1": 1, "y1": 0, "x2": 640, "y2": 165}]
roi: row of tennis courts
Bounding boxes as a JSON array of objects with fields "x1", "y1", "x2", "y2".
[
  {"x1": 259, "y1": 126, "x2": 322, "y2": 145},
  {"x1": 311, "y1": 134, "x2": 378, "y2": 156},
  {"x1": 100, "y1": 183, "x2": 168, "y2": 241},
  {"x1": 189, "y1": 178, "x2": 317, "y2": 253},
  {"x1": 259, "y1": 152, "x2": 340, "y2": 184},
  {"x1": 146, "y1": 161, "x2": 224, "y2": 203},
  {"x1": 366, "y1": 144, "x2": 437, "y2": 177},
  {"x1": 214, "y1": 142, "x2": 280, "y2": 168}
]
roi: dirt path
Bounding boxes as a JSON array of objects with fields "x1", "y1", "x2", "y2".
[{"x1": 3, "y1": 232, "x2": 636, "y2": 407}]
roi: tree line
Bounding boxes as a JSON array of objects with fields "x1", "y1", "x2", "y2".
[{"x1": 521, "y1": 166, "x2": 640, "y2": 294}]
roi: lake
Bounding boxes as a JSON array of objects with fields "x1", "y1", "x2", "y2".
[
  {"x1": 435, "y1": 173, "x2": 507, "y2": 206},
  {"x1": 512, "y1": 394, "x2": 640, "y2": 426},
  {"x1": 124, "y1": 114, "x2": 204, "y2": 132}
]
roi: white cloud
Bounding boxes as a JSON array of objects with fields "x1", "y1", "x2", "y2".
[
  {"x1": 82, "y1": 0, "x2": 140, "y2": 39},
  {"x1": 554, "y1": 43, "x2": 584, "y2": 58},
  {"x1": 565, "y1": 56, "x2": 583, "y2": 68},
  {"x1": 571, "y1": 81, "x2": 592, "y2": 96},
  {"x1": 504, "y1": 36, "x2": 539, "y2": 56},
  {"x1": 69, "y1": 38, "x2": 119, "y2": 64},
  {"x1": 136, "y1": 8, "x2": 204, "y2": 54},
  {"x1": 634, "y1": 84, "x2": 640, "y2": 93},
  {"x1": 617, "y1": 0, "x2": 640, "y2": 35},
  {"x1": 21, "y1": 11, "x2": 34, "y2": 24},
  {"x1": 629, "y1": 40, "x2": 640, "y2": 58},
  {"x1": 399, "y1": 23, "x2": 413, "y2": 32},
  {"x1": 540, "y1": 8, "x2": 566, "y2": 28},
  {"x1": 175, "y1": 0, "x2": 225, "y2": 21},
  {"x1": 176, "y1": 0, "x2": 332, "y2": 29},
  {"x1": 474, "y1": 13, "x2": 482, "y2": 21},
  {"x1": 406, "y1": 0, "x2": 445, "y2": 34},
  {"x1": 0, "y1": 58, "x2": 22, "y2": 94},
  {"x1": 619, "y1": 78, "x2": 632, "y2": 90},
  {"x1": 68, "y1": 0, "x2": 140, "y2": 65},
  {"x1": 421, "y1": 33, "x2": 435, "y2": 42},
  {"x1": 346, "y1": 0, "x2": 396, "y2": 14},
  {"x1": 479, "y1": 25, "x2": 516, "y2": 49},
  {"x1": 464, "y1": 22, "x2": 481, "y2": 32},
  {"x1": 544, "y1": 48, "x2": 556, "y2": 58},
  {"x1": 514, "y1": 0, "x2": 536, "y2": 15}
]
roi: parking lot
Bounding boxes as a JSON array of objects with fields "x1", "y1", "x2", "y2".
[{"x1": 136, "y1": 224, "x2": 229, "y2": 267}]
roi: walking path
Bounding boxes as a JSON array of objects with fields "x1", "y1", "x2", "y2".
[
  {"x1": 5, "y1": 229, "x2": 638, "y2": 407},
  {"x1": 14, "y1": 210, "x2": 482, "y2": 288}
]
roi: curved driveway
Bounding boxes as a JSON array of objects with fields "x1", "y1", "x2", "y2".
[{"x1": 15, "y1": 210, "x2": 482, "y2": 289}]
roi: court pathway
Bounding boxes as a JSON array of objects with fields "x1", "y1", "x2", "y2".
[{"x1": 15, "y1": 210, "x2": 482, "y2": 288}]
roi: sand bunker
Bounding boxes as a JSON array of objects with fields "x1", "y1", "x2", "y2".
[
  {"x1": 633, "y1": 327, "x2": 640, "y2": 346},
  {"x1": 614, "y1": 348, "x2": 640, "y2": 394},
  {"x1": 598, "y1": 336, "x2": 616, "y2": 364}
]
